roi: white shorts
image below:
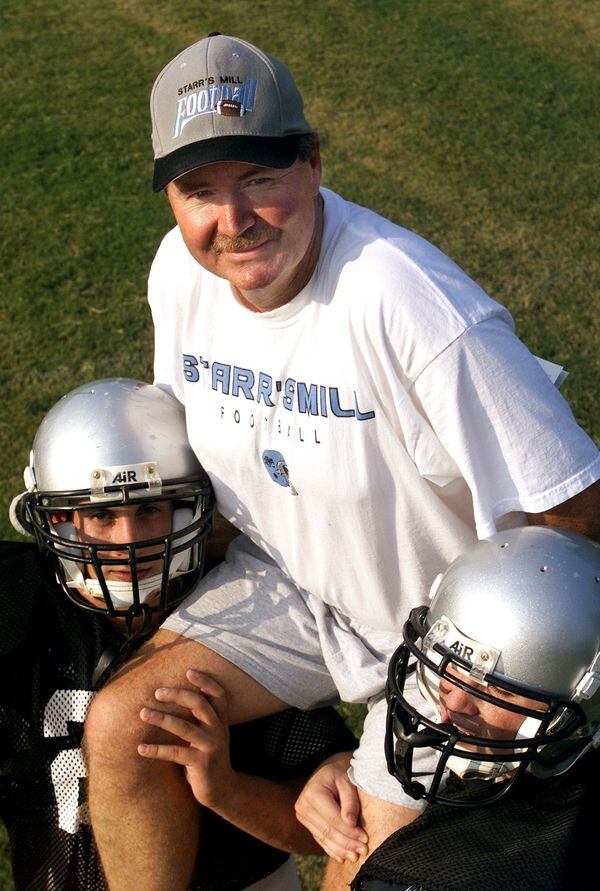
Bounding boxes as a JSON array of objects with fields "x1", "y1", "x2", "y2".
[{"x1": 164, "y1": 535, "x2": 439, "y2": 809}]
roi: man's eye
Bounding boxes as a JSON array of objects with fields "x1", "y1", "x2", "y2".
[
  {"x1": 139, "y1": 505, "x2": 159, "y2": 516},
  {"x1": 246, "y1": 177, "x2": 275, "y2": 188}
]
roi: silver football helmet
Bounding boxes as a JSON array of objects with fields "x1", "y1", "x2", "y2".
[
  {"x1": 386, "y1": 525, "x2": 600, "y2": 805},
  {"x1": 12, "y1": 378, "x2": 214, "y2": 627}
]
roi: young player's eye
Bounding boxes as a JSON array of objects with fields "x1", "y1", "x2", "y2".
[
  {"x1": 86, "y1": 511, "x2": 113, "y2": 523},
  {"x1": 138, "y1": 504, "x2": 161, "y2": 517}
]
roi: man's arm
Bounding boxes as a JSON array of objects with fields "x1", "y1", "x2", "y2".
[
  {"x1": 200, "y1": 773, "x2": 321, "y2": 854},
  {"x1": 137, "y1": 668, "x2": 322, "y2": 854},
  {"x1": 526, "y1": 479, "x2": 600, "y2": 543},
  {"x1": 204, "y1": 512, "x2": 241, "y2": 570}
]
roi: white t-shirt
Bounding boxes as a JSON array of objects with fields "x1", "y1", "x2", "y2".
[{"x1": 150, "y1": 188, "x2": 599, "y2": 631}]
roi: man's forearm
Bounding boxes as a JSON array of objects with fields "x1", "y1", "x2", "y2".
[
  {"x1": 208, "y1": 773, "x2": 322, "y2": 855},
  {"x1": 526, "y1": 479, "x2": 600, "y2": 542}
]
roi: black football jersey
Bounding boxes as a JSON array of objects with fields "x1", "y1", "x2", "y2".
[
  {"x1": 352, "y1": 752, "x2": 599, "y2": 891},
  {"x1": 0, "y1": 542, "x2": 357, "y2": 890}
]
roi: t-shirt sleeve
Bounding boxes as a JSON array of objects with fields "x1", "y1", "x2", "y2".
[{"x1": 411, "y1": 315, "x2": 600, "y2": 538}]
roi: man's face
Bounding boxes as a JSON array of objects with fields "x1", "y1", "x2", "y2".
[
  {"x1": 438, "y1": 669, "x2": 545, "y2": 754},
  {"x1": 166, "y1": 151, "x2": 322, "y2": 312},
  {"x1": 71, "y1": 502, "x2": 173, "y2": 589}
]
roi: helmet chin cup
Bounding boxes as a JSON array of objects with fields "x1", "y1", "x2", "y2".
[
  {"x1": 444, "y1": 716, "x2": 543, "y2": 781},
  {"x1": 75, "y1": 573, "x2": 166, "y2": 608}
]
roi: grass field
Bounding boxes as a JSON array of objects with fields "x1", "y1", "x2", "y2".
[{"x1": 0, "y1": 1, "x2": 598, "y2": 888}]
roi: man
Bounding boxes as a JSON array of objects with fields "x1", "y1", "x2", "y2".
[
  {"x1": 2, "y1": 378, "x2": 356, "y2": 890},
  {"x1": 296, "y1": 526, "x2": 600, "y2": 889},
  {"x1": 84, "y1": 33, "x2": 600, "y2": 890}
]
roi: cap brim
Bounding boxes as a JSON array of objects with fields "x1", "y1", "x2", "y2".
[{"x1": 153, "y1": 134, "x2": 301, "y2": 192}]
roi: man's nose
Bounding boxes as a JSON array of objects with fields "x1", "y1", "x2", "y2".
[
  {"x1": 112, "y1": 515, "x2": 143, "y2": 546},
  {"x1": 216, "y1": 192, "x2": 255, "y2": 237},
  {"x1": 440, "y1": 678, "x2": 479, "y2": 716}
]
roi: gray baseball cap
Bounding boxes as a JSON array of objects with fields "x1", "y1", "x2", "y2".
[{"x1": 150, "y1": 33, "x2": 313, "y2": 192}]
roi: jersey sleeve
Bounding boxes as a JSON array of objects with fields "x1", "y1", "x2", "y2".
[{"x1": 411, "y1": 316, "x2": 600, "y2": 538}]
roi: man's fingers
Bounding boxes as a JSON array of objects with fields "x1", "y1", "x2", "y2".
[
  {"x1": 152, "y1": 686, "x2": 221, "y2": 726},
  {"x1": 337, "y1": 777, "x2": 362, "y2": 829},
  {"x1": 184, "y1": 668, "x2": 224, "y2": 695},
  {"x1": 150, "y1": 669, "x2": 228, "y2": 721},
  {"x1": 297, "y1": 812, "x2": 367, "y2": 862},
  {"x1": 296, "y1": 803, "x2": 368, "y2": 854},
  {"x1": 170, "y1": 669, "x2": 228, "y2": 722},
  {"x1": 139, "y1": 706, "x2": 215, "y2": 748},
  {"x1": 294, "y1": 757, "x2": 368, "y2": 861},
  {"x1": 298, "y1": 791, "x2": 366, "y2": 842},
  {"x1": 137, "y1": 741, "x2": 202, "y2": 767}
]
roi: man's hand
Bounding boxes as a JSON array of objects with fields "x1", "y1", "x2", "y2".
[
  {"x1": 137, "y1": 669, "x2": 234, "y2": 809},
  {"x1": 294, "y1": 752, "x2": 369, "y2": 864}
]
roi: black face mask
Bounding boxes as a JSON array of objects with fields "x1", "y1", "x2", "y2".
[{"x1": 384, "y1": 607, "x2": 586, "y2": 807}]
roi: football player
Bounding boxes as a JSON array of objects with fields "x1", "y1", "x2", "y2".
[
  {"x1": 2, "y1": 378, "x2": 356, "y2": 891},
  {"x1": 296, "y1": 526, "x2": 600, "y2": 889}
]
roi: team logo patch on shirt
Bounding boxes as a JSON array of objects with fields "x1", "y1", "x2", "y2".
[{"x1": 262, "y1": 450, "x2": 298, "y2": 496}]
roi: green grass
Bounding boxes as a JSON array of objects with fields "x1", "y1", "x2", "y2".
[{"x1": 0, "y1": 1, "x2": 598, "y2": 888}]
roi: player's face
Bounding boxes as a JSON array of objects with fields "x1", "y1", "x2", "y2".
[
  {"x1": 166, "y1": 152, "x2": 322, "y2": 312},
  {"x1": 438, "y1": 670, "x2": 545, "y2": 754},
  {"x1": 72, "y1": 502, "x2": 173, "y2": 585}
]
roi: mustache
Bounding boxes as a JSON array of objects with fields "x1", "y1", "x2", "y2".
[{"x1": 210, "y1": 224, "x2": 281, "y2": 254}]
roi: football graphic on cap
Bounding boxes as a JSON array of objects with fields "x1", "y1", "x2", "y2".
[{"x1": 217, "y1": 99, "x2": 244, "y2": 116}]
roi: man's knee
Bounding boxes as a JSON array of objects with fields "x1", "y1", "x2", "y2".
[
  {"x1": 84, "y1": 627, "x2": 285, "y2": 770},
  {"x1": 85, "y1": 674, "x2": 152, "y2": 772},
  {"x1": 84, "y1": 631, "x2": 195, "y2": 768}
]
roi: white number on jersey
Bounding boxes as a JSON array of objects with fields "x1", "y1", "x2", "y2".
[{"x1": 44, "y1": 690, "x2": 96, "y2": 834}]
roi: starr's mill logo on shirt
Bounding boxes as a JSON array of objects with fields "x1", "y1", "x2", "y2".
[{"x1": 173, "y1": 75, "x2": 258, "y2": 138}]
